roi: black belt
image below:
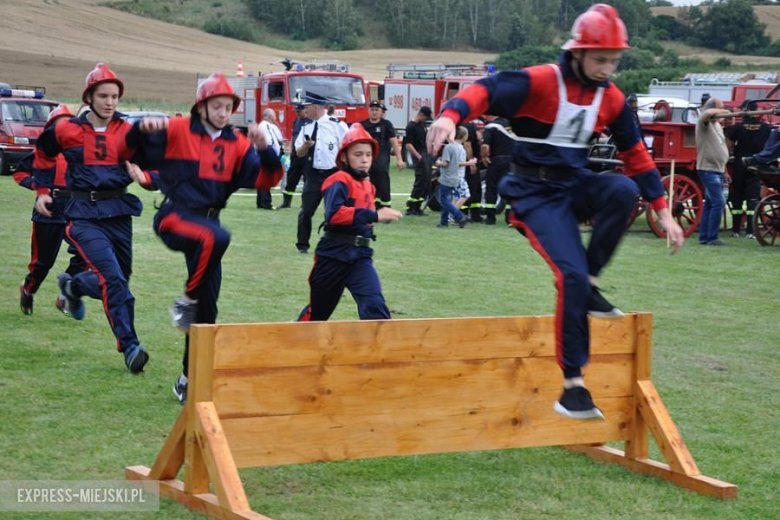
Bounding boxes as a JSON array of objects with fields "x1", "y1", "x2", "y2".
[
  {"x1": 187, "y1": 207, "x2": 221, "y2": 219},
  {"x1": 511, "y1": 163, "x2": 573, "y2": 181},
  {"x1": 53, "y1": 188, "x2": 127, "y2": 201},
  {"x1": 323, "y1": 231, "x2": 372, "y2": 247}
]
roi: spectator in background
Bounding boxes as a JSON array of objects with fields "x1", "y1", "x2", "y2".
[
  {"x1": 327, "y1": 104, "x2": 349, "y2": 133},
  {"x1": 360, "y1": 101, "x2": 404, "y2": 209},
  {"x1": 462, "y1": 118, "x2": 485, "y2": 222},
  {"x1": 294, "y1": 93, "x2": 348, "y2": 254},
  {"x1": 279, "y1": 104, "x2": 310, "y2": 209},
  {"x1": 480, "y1": 117, "x2": 514, "y2": 225},
  {"x1": 695, "y1": 97, "x2": 732, "y2": 246},
  {"x1": 725, "y1": 100, "x2": 771, "y2": 239},
  {"x1": 256, "y1": 108, "x2": 285, "y2": 210},
  {"x1": 404, "y1": 106, "x2": 433, "y2": 215},
  {"x1": 435, "y1": 126, "x2": 475, "y2": 228}
]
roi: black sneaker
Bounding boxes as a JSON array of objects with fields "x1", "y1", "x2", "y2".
[
  {"x1": 588, "y1": 286, "x2": 624, "y2": 318},
  {"x1": 124, "y1": 344, "x2": 149, "y2": 374},
  {"x1": 170, "y1": 297, "x2": 198, "y2": 333},
  {"x1": 457, "y1": 215, "x2": 470, "y2": 228},
  {"x1": 173, "y1": 377, "x2": 188, "y2": 405},
  {"x1": 19, "y1": 284, "x2": 33, "y2": 315},
  {"x1": 553, "y1": 386, "x2": 605, "y2": 420}
]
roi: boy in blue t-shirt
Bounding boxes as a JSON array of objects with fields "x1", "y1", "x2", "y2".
[{"x1": 435, "y1": 126, "x2": 476, "y2": 227}]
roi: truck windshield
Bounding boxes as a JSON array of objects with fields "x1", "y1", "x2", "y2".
[
  {"x1": 1, "y1": 101, "x2": 55, "y2": 124},
  {"x1": 288, "y1": 75, "x2": 366, "y2": 106}
]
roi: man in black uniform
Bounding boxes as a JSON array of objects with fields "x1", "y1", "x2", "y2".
[
  {"x1": 404, "y1": 106, "x2": 433, "y2": 215},
  {"x1": 360, "y1": 101, "x2": 404, "y2": 208},
  {"x1": 279, "y1": 104, "x2": 310, "y2": 209},
  {"x1": 480, "y1": 117, "x2": 515, "y2": 225},
  {"x1": 726, "y1": 100, "x2": 771, "y2": 238},
  {"x1": 463, "y1": 119, "x2": 485, "y2": 222}
]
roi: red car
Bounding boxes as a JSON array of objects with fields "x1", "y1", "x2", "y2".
[{"x1": 0, "y1": 84, "x2": 60, "y2": 174}]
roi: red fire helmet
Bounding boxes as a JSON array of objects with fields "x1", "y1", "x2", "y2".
[
  {"x1": 82, "y1": 63, "x2": 124, "y2": 103},
  {"x1": 192, "y1": 73, "x2": 241, "y2": 114},
  {"x1": 562, "y1": 4, "x2": 630, "y2": 51},
  {"x1": 337, "y1": 124, "x2": 379, "y2": 167},
  {"x1": 45, "y1": 104, "x2": 74, "y2": 130}
]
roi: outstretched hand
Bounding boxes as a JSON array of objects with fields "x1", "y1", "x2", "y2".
[
  {"x1": 658, "y1": 211, "x2": 685, "y2": 255},
  {"x1": 247, "y1": 123, "x2": 269, "y2": 151},
  {"x1": 138, "y1": 117, "x2": 169, "y2": 134},
  {"x1": 35, "y1": 194, "x2": 53, "y2": 218},
  {"x1": 377, "y1": 207, "x2": 403, "y2": 223},
  {"x1": 427, "y1": 117, "x2": 456, "y2": 156},
  {"x1": 125, "y1": 161, "x2": 147, "y2": 185}
]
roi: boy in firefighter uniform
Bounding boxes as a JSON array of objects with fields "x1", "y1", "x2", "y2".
[
  {"x1": 726, "y1": 101, "x2": 771, "y2": 238},
  {"x1": 427, "y1": 4, "x2": 684, "y2": 420},
  {"x1": 360, "y1": 100, "x2": 404, "y2": 208},
  {"x1": 297, "y1": 124, "x2": 402, "y2": 321},
  {"x1": 34, "y1": 63, "x2": 150, "y2": 374},
  {"x1": 16, "y1": 105, "x2": 87, "y2": 315},
  {"x1": 125, "y1": 72, "x2": 283, "y2": 404}
]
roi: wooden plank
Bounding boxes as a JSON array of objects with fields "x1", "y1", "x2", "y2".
[
  {"x1": 148, "y1": 409, "x2": 187, "y2": 480},
  {"x1": 636, "y1": 380, "x2": 700, "y2": 476},
  {"x1": 195, "y1": 402, "x2": 251, "y2": 513},
  {"x1": 626, "y1": 313, "x2": 651, "y2": 460},
  {"x1": 126, "y1": 466, "x2": 273, "y2": 519},
  {"x1": 211, "y1": 314, "x2": 641, "y2": 370},
  {"x1": 223, "y1": 396, "x2": 633, "y2": 468},
  {"x1": 185, "y1": 324, "x2": 216, "y2": 494},
  {"x1": 565, "y1": 446, "x2": 737, "y2": 500},
  {"x1": 212, "y1": 354, "x2": 634, "y2": 420}
]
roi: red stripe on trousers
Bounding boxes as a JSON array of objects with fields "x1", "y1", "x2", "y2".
[
  {"x1": 509, "y1": 212, "x2": 566, "y2": 371},
  {"x1": 24, "y1": 223, "x2": 40, "y2": 293},
  {"x1": 65, "y1": 221, "x2": 121, "y2": 351},
  {"x1": 158, "y1": 212, "x2": 215, "y2": 296}
]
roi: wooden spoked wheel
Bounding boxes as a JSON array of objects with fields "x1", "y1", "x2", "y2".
[
  {"x1": 753, "y1": 193, "x2": 780, "y2": 246},
  {"x1": 647, "y1": 174, "x2": 703, "y2": 238}
]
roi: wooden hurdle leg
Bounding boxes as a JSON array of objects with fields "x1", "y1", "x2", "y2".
[{"x1": 568, "y1": 380, "x2": 737, "y2": 499}]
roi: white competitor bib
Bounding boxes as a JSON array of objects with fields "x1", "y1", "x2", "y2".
[{"x1": 515, "y1": 64, "x2": 604, "y2": 149}]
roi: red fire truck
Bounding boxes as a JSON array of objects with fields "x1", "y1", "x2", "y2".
[
  {"x1": 382, "y1": 64, "x2": 493, "y2": 136},
  {"x1": 198, "y1": 60, "x2": 369, "y2": 143},
  {"x1": 0, "y1": 84, "x2": 60, "y2": 175}
]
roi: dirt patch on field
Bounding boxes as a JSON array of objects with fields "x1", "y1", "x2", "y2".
[{"x1": 0, "y1": 0, "x2": 494, "y2": 103}]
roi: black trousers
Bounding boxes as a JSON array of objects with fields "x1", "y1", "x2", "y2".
[
  {"x1": 465, "y1": 167, "x2": 483, "y2": 217},
  {"x1": 729, "y1": 162, "x2": 762, "y2": 234},
  {"x1": 484, "y1": 157, "x2": 512, "y2": 222},
  {"x1": 407, "y1": 153, "x2": 432, "y2": 208},
  {"x1": 284, "y1": 154, "x2": 306, "y2": 198},
  {"x1": 297, "y1": 168, "x2": 335, "y2": 250},
  {"x1": 370, "y1": 154, "x2": 392, "y2": 207}
]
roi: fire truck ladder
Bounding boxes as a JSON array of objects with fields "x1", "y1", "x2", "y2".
[{"x1": 386, "y1": 63, "x2": 488, "y2": 79}]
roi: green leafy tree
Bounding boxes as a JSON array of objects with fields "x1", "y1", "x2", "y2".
[{"x1": 494, "y1": 46, "x2": 559, "y2": 70}]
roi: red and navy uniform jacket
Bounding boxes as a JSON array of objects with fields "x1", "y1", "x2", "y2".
[
  {"x1": 125, "y1": 115, "x2": 283, "y2": 208},
  {"x1": 14, "y1": 151, "x2": 70, "y2": 224},
  {"x1": 440, "y1": 53, "x2": 667, "y2": 210},
  {"x1": 316, "y1": 168, "x2": 378, "y2": 262},
  {"x1": 35, "y1": 111, "x2": 143, "y2": 219}
]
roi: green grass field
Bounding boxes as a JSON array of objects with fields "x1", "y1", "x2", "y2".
[{"x1": 0, "y1": 170, "x2": 777, "y2": 519}]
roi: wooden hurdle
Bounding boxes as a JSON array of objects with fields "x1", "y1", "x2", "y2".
[{"x1": 126, "y1": 313, "x2": 736, "y2": 519}]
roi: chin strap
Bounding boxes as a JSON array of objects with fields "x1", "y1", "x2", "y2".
[
  {"x1": 570, "y1": 50, "x2": 602, "y2": 88},
  {"x1": 342, "y1": 164, "x2": 369, "y2": 180}
]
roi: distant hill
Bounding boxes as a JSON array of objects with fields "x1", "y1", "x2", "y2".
[{"x1": 651, "y1": 5, "x2": 780, "y2": 41}]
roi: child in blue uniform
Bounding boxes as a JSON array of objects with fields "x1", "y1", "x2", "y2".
[
  {"x1": 427, "y1": 5, "x2": 685, "y2": 419},
  {"x1": 126, "y1": 72, "x2": 283, "y2": 404},
  {"x1": 297, "y1": 124, "x2": 402, "y2": 321},
  {"x1": 16, "y1": 105, "x2": 87, "y2": 315},
  {"x1": 34, "y1": 63, "x2": 150, "y2": 374}
]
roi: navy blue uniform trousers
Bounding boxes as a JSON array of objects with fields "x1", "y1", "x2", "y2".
[
  {"x1": 66, "y1": 217, "x2": 138, "y2": 352},
  {"x1": 298, "y1": 255, "x2": 390, "y2": 321},
  {"x1": 503, "y1": 171, "x2": 638, "y2": 377},
  {"x1": 154, "y1": 206, "x2": 230, "y2": 375},
  {"x1": 23, "y1": 222, "x2": 86, "y2": 294}
]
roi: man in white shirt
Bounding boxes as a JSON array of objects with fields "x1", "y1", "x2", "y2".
[
  {"x1": 293, "y1": 92, "x2": 348, "y2": 253},
  {"x1": 256, "y1": 108, "x2": 285, "y2": 209}
]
